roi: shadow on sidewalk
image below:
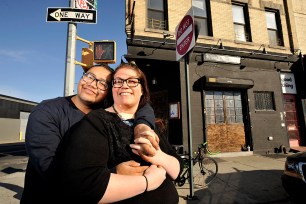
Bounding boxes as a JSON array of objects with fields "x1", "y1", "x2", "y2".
[
  {"x1": 177, "y1": 169, "x2": 294, "y2": 204},
  {"x1": 0, "y1": 182, "x2": 23, "y2": 200}
]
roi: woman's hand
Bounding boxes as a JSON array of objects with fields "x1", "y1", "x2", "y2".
[
  {"x1": 130, "y1": 137, "x2": 164, "y2": 166},
  {"x1": 131, "y1": 137, "x2": 181, "y2": 180},
  {"x1": 116, "y1": 160, "x2": 149, "y2": 176},
  {"x1": 134, "y1": 124, "x2": 159, "y2": 156}
]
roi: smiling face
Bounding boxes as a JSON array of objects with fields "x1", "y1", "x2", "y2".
[
  {"x1": 77, "y1": 66, "x2": 112, "y2": 106},
  {"x1": 112, "y1": 67, "x2": 143, "y2": 111}
]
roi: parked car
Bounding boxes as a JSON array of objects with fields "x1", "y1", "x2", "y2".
[{"x1": 281, "y1": 151, "x2": 306, "y2": 203}]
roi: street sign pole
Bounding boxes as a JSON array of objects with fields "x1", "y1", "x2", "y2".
[
  {"x1": 64, "y1": 0, "x2": 77, "y2": 96},
  {"x1": 184, "y1": 52, "x2": 197, "y2": 200},
  {"x1": 175, "y1": 7, "x2": 198, "y2": 200}
]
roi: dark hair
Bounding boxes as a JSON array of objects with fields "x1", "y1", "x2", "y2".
[
  {"x1": 88, "y1": 63, "x2": 114, "y2": 73},
  {"x1": 112, "y1": 62, "x2": 150, "y2": 109}
]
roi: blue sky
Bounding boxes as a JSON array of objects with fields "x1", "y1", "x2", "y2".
[{"x1": 0, "y1": 0, "x2": 126, "y2": 103}]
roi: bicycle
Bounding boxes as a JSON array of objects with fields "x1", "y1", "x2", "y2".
[{"x1": 175, "y1": 142, "x2": 219, "y2": 188}]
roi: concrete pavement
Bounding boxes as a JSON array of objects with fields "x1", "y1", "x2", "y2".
[
  {"x1": 177, "y1": 153, "x2": 294, "y2": 204},
  {"x1": 0, "y1": 152, "x2": 296, "y2": 204}
]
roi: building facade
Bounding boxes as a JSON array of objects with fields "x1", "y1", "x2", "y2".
[
  {"x1": 0, "y1": 95, "x2": 37, "y2": 144},
  {"x1": 124, "y1": 0, "x2": 306, "y2": 154}
]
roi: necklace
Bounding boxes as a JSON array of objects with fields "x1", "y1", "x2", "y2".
[{"x1": 112, "y1": 105, "x2": 123, "y2": 119}]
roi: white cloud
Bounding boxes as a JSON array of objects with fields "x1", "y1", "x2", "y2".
[{"x1": 0, "y1": 49, "x2": 31, "y2": 62}]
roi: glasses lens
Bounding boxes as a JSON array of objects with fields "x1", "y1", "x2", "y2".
[
  {"x1": 127, "y1": 79, "x2": 140, "y2": 87},
  {"x1": 97, "y1": 80, "x2": 108, "y2": 91},
  {"x1": 83, "y1": 73, "x2": 94, "y2": 83},
  {"x1": 112, "y1": 79, "x2": 123, "y2": 88}
]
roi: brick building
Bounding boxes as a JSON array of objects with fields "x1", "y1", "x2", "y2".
[{"x1": 124, "y1": 0, "x2": 306, "y2": 154}]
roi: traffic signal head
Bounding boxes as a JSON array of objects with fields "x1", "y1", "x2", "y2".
[
  {"x1": 93, "y1": 41, "x2": 116, "y2": 64},
  {"x1": 81, "y1": 48, "x2": 94, "y2": 71}
]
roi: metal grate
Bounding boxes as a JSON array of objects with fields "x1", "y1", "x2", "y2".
[
  {"x1": 254, "y1": 91, "x2": 275, "y2": 111},
  {"x1": 147, "y1": 18, "x2": 167, "y2": 30}
]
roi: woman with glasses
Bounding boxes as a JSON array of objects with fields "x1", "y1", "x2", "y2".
[{"x1": 55, "y1": 63, "x2": 183, "y2": 204}]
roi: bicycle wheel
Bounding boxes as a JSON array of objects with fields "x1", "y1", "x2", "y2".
[{"x1": 193, "y1": 157, "x2": 218, "y2": 188}]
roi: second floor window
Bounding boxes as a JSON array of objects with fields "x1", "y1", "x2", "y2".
[
  {"x1": 232, "y1": 3, "x2": 251, "y2": 42},
  {"x1": 265, "y1": 10, "x2": 283, "y2": 46},
  {"x1": 192, "y1": 0, "x2": 212, "y2": 36},
  {"x1": 147, "y1": 0, "x2": 167, "y2": 30}
]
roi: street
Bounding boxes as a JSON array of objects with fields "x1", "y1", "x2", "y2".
[{"x1": 0, "y1": 144, "x2": 296, "y2": 204}]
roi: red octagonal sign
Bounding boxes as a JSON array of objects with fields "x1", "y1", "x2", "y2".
[{"x1": 176, "y1": 13, "x2": 195, "y2": 61}]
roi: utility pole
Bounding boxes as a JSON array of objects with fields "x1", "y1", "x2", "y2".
[{"x1": 64, "y1": 0, "x2": 77, "y2": 96}]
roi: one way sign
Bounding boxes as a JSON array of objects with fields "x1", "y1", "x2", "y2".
[{"x1": 46, "y1": 8, "x2": 97, "y2": 24}]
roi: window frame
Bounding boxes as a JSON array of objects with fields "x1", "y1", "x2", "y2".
[
  {"x1": 147, "y1": 0, "x2": 168, "y2": 30},
  {"x1": 254, "y1": 91, "x2": 276, "y2": 111},
  {"x1": 205, "y1": 91, "x2": 243, "y2": 124},
  {"x1": 265, "y1": 9, "x2": 284, "y2": 46},
  {"x1": 192, "y1": 0, "x2": 213, "y2": 37},
  {"x1": 232, "y1": 2, "x2": 252, "y2": 42}
]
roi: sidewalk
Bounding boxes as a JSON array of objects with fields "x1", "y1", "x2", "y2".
[
  {"x1": 177, "y1": 153, "x2": 294, "y2": 204},
  {"x1": 0, "y1": 153, "x2": 295, "y2": 204}
]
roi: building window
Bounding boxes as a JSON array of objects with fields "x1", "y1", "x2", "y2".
[
  {"x1": 254, "y1": 91, "x2": 276, "y2": 111},
  {"x1": 232, "y1": 3, "x2": 251, "y2": 42},
  {"x1": 265, "y1": 10, "x2": 283, "y2": 46},
  {"x1": 192, "y1": 0, "x2": 212, "y2": 36},
  {"x1": 147, "y1": 0, "x2": 167, "y2": 30},
  {"x1": 205, "y1": 91, "x2": 243, "y2": 124}
]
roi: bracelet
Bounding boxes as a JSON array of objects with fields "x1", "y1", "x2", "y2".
[{"x1": 143, "y1": 175, "x2": 148, "y2": 192}]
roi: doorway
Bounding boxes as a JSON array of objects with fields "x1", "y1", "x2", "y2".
[{"x1": 283, "y1": 94, "x2": 301, "y2": 147}]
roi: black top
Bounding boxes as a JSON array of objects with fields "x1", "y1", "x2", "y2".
[
  {"x1": 55, "y1": 108, "x2": 183, "y2": 204},
  {"x1": 21, "y1": 96, "x2": 155, "y2": 204}
]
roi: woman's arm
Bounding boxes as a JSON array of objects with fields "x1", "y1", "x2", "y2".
[
  {"x1": 134, "y1": 103, "x2": 155, "y2": 129},
  {"x1": 99, "y1": 165, "x2": 166, "y2": 203},
  {"x1": 134, "y1": 103, "x2": 159, "y2": 156}
]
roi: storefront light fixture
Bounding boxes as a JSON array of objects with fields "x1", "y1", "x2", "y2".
[
  {"x1": 258, "y1": 44, "x2": 267, "y2": 54},
  {"x1": 216, "y1": 39, "x2": 224, "y2": 49}
]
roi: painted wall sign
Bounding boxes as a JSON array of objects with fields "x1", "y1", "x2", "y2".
[{"x1": 280, "y1": 73, "x2": 297, "y2": 94}]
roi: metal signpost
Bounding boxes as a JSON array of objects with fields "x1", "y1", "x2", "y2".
[
  {"x1": 175, "y1": 7, "x2": 197, "y2": 200},
  {"x1": 46, "y1": 0, "x2": 97, "y2": 96}
]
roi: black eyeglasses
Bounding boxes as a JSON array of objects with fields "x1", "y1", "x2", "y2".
[
  {"x1": 82, "y1": 72, "x2": 108, "y2": 91},
  {"x1": 112, "y1": 78, "x2": 141, "y2": 88}
]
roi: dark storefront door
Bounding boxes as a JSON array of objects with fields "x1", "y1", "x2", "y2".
[
  {"x1": 150, "y1": 90, "x2": 183, "y2": 145},
  {"x1": 205, "y1": 91, "x2": 246, "y2": 152},
  {"x1": 283, "y1": 94, "x2": 301, "y2": 147}
]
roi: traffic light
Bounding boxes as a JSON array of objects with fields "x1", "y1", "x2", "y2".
[
  {"x1": 81, "y1": 48, "x2": 94, "y2": 71},
  {"x1": 93, "y1": 40, "x2": 116, "y2": 64}
]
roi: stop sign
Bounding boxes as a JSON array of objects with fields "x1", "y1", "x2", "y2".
[{"x1": 176, "y1": 9, "x2": 195, "y2": 61}]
